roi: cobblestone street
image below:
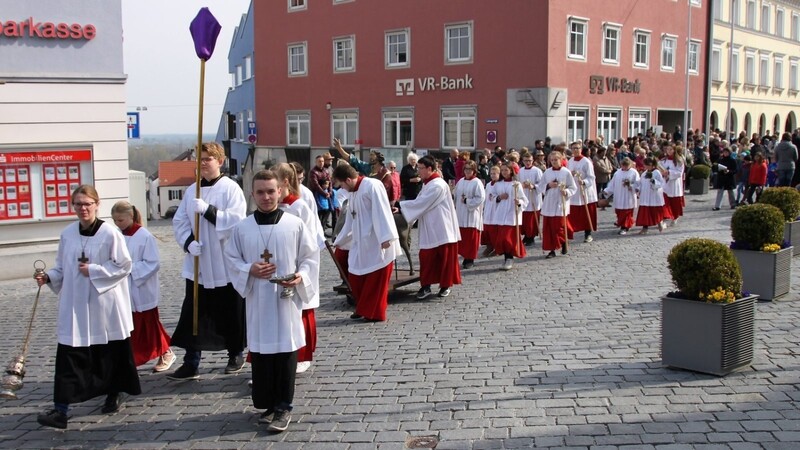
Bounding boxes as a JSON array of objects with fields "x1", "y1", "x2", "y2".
[{"x1": 1, "y1": 190, "x2": 799, "y2": 449}]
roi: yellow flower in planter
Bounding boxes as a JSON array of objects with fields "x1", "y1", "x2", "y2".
[
  {"x1": 761, "y1": 243, "x2": 781, "y2": 253},
  {"x1": 700, "y1": 287, "x2": 737, "y2": 304}
]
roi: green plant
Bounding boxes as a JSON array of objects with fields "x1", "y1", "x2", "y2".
[
  {"x1": 757, "y1": 187, "x2": 800, "y2": 222},
  {"x1": 730, "y1": 203, "x2": 785, "y2": 250},
  {"x1": 689, "y1": 164, "x2": 711, "y2": 180},
  {"x1": 667, "y1": 238, "x2": 742, "y2": 301}
]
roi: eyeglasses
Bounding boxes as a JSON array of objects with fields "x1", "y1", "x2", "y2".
[{"x1": 72, "y1": 202, "x2": 96, "y2": 209}]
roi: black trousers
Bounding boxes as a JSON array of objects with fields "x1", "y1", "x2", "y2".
[{"x1": 250, "y1": 351, "x2": 297, "y2": 412}]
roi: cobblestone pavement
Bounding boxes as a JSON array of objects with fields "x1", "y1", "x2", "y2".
[{"x1": 1, "y1": 190, "x2": 799, "y2": 449}]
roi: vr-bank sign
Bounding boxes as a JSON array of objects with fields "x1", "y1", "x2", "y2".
[{"x1": 396, "y1": 74, "x2": 473, "y2": 96}]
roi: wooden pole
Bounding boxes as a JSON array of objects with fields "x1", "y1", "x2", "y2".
[
  {"x1": 192, "y1": 59, "x2": 206, "y2": 336},
  {"x1": 561, "y1": 186, "x2": 569, "y2": 253},
  {"x1": 513, "y1": 182, "x2": 521, "y2": 257}
]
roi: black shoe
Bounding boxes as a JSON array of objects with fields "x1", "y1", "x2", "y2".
[
  {"x1": 37, "y1": 409, "x2": 68, "y2": 429},
  {"x1": 416, "y1": 286, "x2": 432, "y2": 300},
  {"x1": 712, "y1": 207, "x2": 721, "y2": 211},
  {"x1": 561, "y1": 245, "x2": 568, "y2": 255},
  {"x1": 437, "y1": 287, "x2": 451, "y2": 297},
  {"x1": 101, "y1": 393, "x2": 122, "y2": 414},
  {"x1": 268, "y1": 409, "x2": 291, "y2": 432},
  {"x1": 350, "y1": 313, "x2": 363, "y2": 319},
  {"x1": 225, "y1": 355, "x2": 245, "y2": 374},
  {"x1": 461, "y1": 259, "x2": 474, "y2": 269},
  {"x1": 545, "y1": 251, "x2": 556, "y2": 259},
  {"x1": 166, "y1": 364, "x2": 200, "y2": 381}
]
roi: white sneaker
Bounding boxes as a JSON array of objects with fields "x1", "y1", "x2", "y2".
[
  {"x1": 658, "y1": 221, "x2": 665, "y2": 232},
  {"x1": 500, "y1": 259, "x2": 513, "y2": 271},
  {"x1": 153, "y1": 349, "x2": 176, "y2": 373},
  {"x1": 296, "y1": 361, "x2": 311, "y2": 373},
  {"x1": 618, "y1": 229, "x2": 627, "y2": 235},
  {"x1": 584, "y1": 235, "x2": 594, "y2": 243}
]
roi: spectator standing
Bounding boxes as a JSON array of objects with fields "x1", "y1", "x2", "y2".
[
  {"x1": 774, "y1": 132, "x2": 798, "y2": 186},
  {"x1": 400, "y1": 153, "x2": 422, "y2": 200}
]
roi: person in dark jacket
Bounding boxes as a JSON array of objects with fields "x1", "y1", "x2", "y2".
[
  {"x1": 712, "y1": 147, "x2": 737, "y2": 210},
  {"x1": 399, "y1": 153, "x2": 422, "y2": 200}
]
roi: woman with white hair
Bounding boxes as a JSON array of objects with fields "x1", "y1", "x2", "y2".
[{"x1": 400, "y1": 153, "x2": 422, "y2": 200}]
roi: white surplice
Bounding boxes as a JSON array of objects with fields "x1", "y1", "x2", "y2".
[
  {"x1": 661, "y1": 158, "x2": 685, "y2": 197},
  {"x1": 483, "y1": 181, "x2": 500, "y2": 226},
  {"x1": 124, "y1": 227, "x2": 160, "y2": 312},
  {"x1": 224, "y1": 214, "x2": 319, "y2": 354},
  {"x1": 537, "y1": 167, "x2": 578, "y2": 217},
  {"x1": 333, "y1": 177, "x2": 400, "y2": 276},
  {"x1": 399, "y1": 175, "x2": 461, "y2": 249},
  {"x1": 280, "y1": 196, "x2": 324, "y2": 309},
  {"x1": 47, "y1": 222, "x2": 133, "y2": 347},
  {"x1": 300, "y1": 183, "x2": 319, "y2": 216},
  {"x1": 568, "y1": 156, "x2": 598, "y2": 204},
  {"x1": 518, "y1": 166, "x2": 544, "y2": 212},
  {"x1": 454, "y1": 176, "x2": 485, "y2": 230},
  {"x1": 636, "y1": 170, "x2": 666, "y2": 206},
  {"x1": 173, "y1": 177, "x2": 246, "y2": 287},
  {"x1": 491, "y1": 179, "x2": 528, "y2": 226},
  {"x1": 603, "y1": 168, "x2": 640, "y2": 210}
]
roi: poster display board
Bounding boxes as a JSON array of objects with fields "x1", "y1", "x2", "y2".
[{"x1": 0, "y1": 149, "x2": 93, "y2": 223}]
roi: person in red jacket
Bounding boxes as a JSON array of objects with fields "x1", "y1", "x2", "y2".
[{"x1": 744, "y1": 152, "x2": 768, "y2": 204}]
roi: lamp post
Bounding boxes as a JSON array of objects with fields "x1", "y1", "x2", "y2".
[{"x1": 683, "y1": 1, "x2": 693, "y2": 149}]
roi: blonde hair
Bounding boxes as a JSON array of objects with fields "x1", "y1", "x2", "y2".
[
  {"x1": 201, "y1": 142, "x2": 226, "y2": 162},
  {"x1": 272, "y1": 162, "x2": 300, "y2": 196},
  {"x1": 111, "y1": 200, "x2": 142, "y2": 225},
  {"x1": 71, "y1": 184, "x2": 99, "y2": 203}
]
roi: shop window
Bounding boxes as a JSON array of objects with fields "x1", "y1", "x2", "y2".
[
  {"x1": 441, "y1": 108, "x2": 476, "y2": 149},
  {"x1": 383, "y1": 110, "x2": 413, "y2": 147},
  {"x1": 628, "y1": 111, "x2": 649, "y2": 138},
  {"x1": 332, "y1": 111, "x2": 358, "y2": 146},
  {"x1": 597, "y1": 110, "x2": 620, "y2": 143},
  {"x1": 568, "y1": 108, "x2": 588, "y2": 142},
  {"x1": 287, "y1": 113, "x2": 310, "y2": 146}
]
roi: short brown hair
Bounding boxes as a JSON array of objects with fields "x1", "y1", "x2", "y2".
[
  {"x1": 71, "y1": 184, "x2": 99, "y2": 203},
  {"x1": 201, "y1": 142, "x2": 225, "y2": 162},
  {"x1": 332, "y1": 163, "x2": 358, "y2": 181}
]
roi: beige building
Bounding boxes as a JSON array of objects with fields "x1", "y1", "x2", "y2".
[{"x1": 709, "y1": 0, "x2": 800, "y2": 138}]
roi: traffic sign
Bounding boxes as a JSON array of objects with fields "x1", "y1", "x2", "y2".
[
  {"x1": 248, "y1": 134, "x2": 257, "y2": 144},
  {"x1": 486, "y1": 130, "x2": 497, "y2": 144},
  {"x1": 127, "y1": 112, "x2": 140, "y2": 139}
]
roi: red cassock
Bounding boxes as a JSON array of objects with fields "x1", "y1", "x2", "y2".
[
  {"x1": 131, "y1": 308, "x2": 171, "y2": 366},
  {"x1": 542, "y1": 216, "x2": 573, "y2": 251},
  {"x1": 419, "y1": 242, "x2": 462, "y2": 288},
  {"x1": 521, "y1": 211, "x2": 540, "y2": 238},
  {"x1": 349, "y1": 262, "x2": 393, "y2": 321},
  {"x1": 615, "y1": 208, "x2": 635, "y2": 229},
  {"x1": 636, "y1": 205, "x2": 665, "y2": 227},
  {"x1": 663, "y1": 194, "x2": 684, "y2": 219},
  {"x1": 492, "y1": 225, "x2": 526, "y2": 258},
  {"x1": 481, "y1": 224, "x2": 496, "y2": 246},
  {"x1": 568, "y1": 202, "x2": 597, "y2": 232},
  {"x1": 458, "y1": 227, "x2": 481, "y2": 260},
  {"x1": 297, "y1": 309, "x2": 316, "y2": 362},
  {"x1": 334, "y1": 247, "x2": 349, "y2": 277}
]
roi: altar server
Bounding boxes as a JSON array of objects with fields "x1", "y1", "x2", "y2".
[
  {"x1": 518, "y1": 152, "x2": 543, "y2": 246},
  {"x1": 603, "y1": 158, "x2": 640, "y2": 235},
  {"x1": 538, "y1": 151, "x2": 577, "y2": 259},
  {"x1": 491, "y1": 162, "x2": 528, "y2": 270},
  {"x1": 453, "y1": 161, "x2": 485, "y2": 269},
  {"x1": 567, "y1": 143, "x2": 598, "y2": 243},
  {"x1": 636, "y1": 157, "x2": 667, "y2": 234}
]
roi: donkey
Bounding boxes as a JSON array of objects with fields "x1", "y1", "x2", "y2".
[{"x1": 334, "y1": 199, "x2": 414, "y2": 275}]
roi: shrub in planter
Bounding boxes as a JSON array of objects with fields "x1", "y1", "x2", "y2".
[
  {"x1": 689, "y1": 164, "x2": 711, "y2": 180},
  {"x1": 730, "y1": 203, "x2": 785, "y2": 250},
  {"x1": 757, "y1": 187, "x2": 800, "y2": 222},
  {"x1": 667, "y1": 238, "x2": 742, "y2": 301}
]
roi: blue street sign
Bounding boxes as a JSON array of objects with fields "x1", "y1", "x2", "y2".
[
  {"x1": 247, "y1": 121, "x2": 256, "y2": 135},
  {"x1": 127, "y1": 112, "x2": 140, "y2": 139}
]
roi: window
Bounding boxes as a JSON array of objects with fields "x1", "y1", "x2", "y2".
[
  {"x1": 628, "y1": 111, "x2": 649, "y2": 137},
  {"x1": 445, "y1": 23, "x2": 472, "y2": 64},
  {"x1": 732, "y1": 0, "x2": 741, "y2": 25},
  {"x1": 776, "y1": 9, "x2": 785, "y2": 37},
  {"x1": 331, "y1": 111, "x2": 358, "y2": 146},
  {"x1": 761, "y1": 4, "x2": 770, "y2": 33},
  {"x1": 230, "y1": 72, "x2": 236, "y2": 89},
  {"x1": 168, "y1": 189, "x2": 183, "y2": 201},
  {"x1": 244, "y1": 55, "x2": 252, "y2": 80},
  {"x1": 774, "y1": 57, "x2": 784, "y2": 89},
  {"x1": 383, "y1": 110, "x2": 413, "y2": 147},
  {"x1": 661, "y1": 35, "x2": 676, "y2": 71},
  {"x1": 288, "y1": 0, "x2": 306, "y2": 11},
  {"x1": 568, "y1": 18, "x2": 588, "y2": 60},
  {"x1": 634, "y1": 30, "x2": 650, "y2": 67},
  {"x1": 441, "y1": 108, "x2": 476, "y2": 149},
  {"x1": 688, "y1": 40, "x2": 701, "y2": 74},
  {"x1": 567, "y1": 109, "x2": 588, "y2": 142},
  {"x1": 731, "y1": 50, "x2": 740, "y2": 84},
  {"x1": 288, "y1": 43, "x2": 307, "y2": 76},
  {"x1": 602, "y1": 24, "x2": 621, "y2": 64},
  {"x1": 386, "y1": 30, "x2": 409, "y2": 68},
  {"x1": 287, "y1": 113, "x2": 310, "y2": 146},
  {"x1": 333, "y1": 36, "x2": 355, "y2": 72},
  {"x1": 793, "y1": 14, "x2": 800, "y2": 40},
  {"x1": 597, "y1": 110, "x2": 620, "y2": 143},
  {"x1": 790, "y1": 60, "x2": 799, "y2": 91},
  {"x1": 713, "y1": 0, "x2": 722, "y2": 19},
  {"x1": 746, "y1": 0, "x2": 756, "y2": 29},
  {"x1": 235, "y1": 65, "x2": 242, "y2": 86},
  {"x1": 745, "y1": 52, "x2": 756, "y2": 84},
  {"x1": 711, "y1": 46, "x2": 722, "y2": 81},
  {"x1": 760, "y1": 55, "x2": 770, "y2": 87},
  {"x1": 238, "y1": 112, "x2": 244, "y2": 141}
]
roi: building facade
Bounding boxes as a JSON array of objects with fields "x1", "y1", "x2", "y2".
[
  {"x1": 709, "y1": 0, "x2": 800, "y2": 138},
  {"x1": 216, "y1": 0, "x2": 255, "y2": 178},
  {"x1": 250, "y1": 0, "x2": 708, "y2": 163},
  {"x1": 0, "y1": 0, "x2": 128, "y2": 278}
]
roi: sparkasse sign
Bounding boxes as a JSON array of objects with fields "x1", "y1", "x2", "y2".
[{"x1": 0, "y1": 17, "x2": 96, "y2": 40}]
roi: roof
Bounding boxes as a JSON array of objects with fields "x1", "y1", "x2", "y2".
[{"x1": 159, "y1": 161, "x2": 197, "y2": 187}]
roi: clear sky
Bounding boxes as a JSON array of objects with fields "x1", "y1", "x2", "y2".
[{"x1": 122, "y1": 0, "x2": 251, "y2": 136}]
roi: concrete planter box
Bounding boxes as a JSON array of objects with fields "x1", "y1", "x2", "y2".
[
  {"x1": 689, "y1": 178, "x2": 709, "y2": 195},
  {"x1": 784, "y1": 221, "x2": 800, "y2": 257},
  {"x1": 661, "y1": 295, "x2": 757, "y2": 376},
  {"x1": 732, "y1": 247, "x2": 793, "y2": 301}
]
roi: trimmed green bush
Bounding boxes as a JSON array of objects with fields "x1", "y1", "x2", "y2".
[
  {"x1": 667, "y1": 238, "x2": 742, "y2": 299},
  {"x1": 689, "y1": 164, "x2": 711, "y2": 179},
  {"x1": 758, "y1": 187, "x2": 800, "y2": 222},
  {"x1": 731, "y1": 203, "x2": 785, "y2": 250}
]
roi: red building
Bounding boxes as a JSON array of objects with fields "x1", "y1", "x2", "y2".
[{"x1": 252, "y1": 0, "x2": 708, "y2": 160}]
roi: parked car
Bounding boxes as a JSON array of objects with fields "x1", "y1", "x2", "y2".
[{"x1": 164, "y1": 205, "x2": 179, "y2": 219}]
